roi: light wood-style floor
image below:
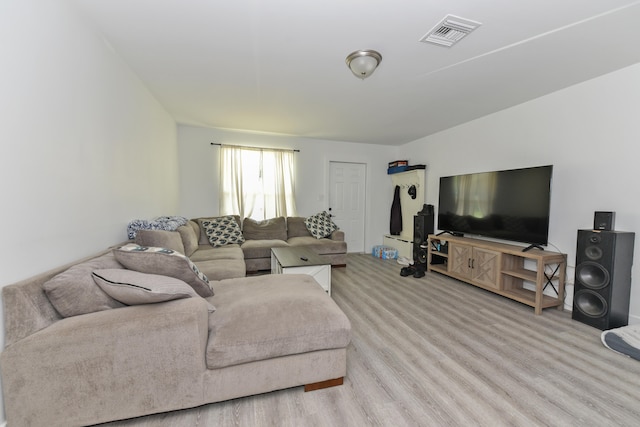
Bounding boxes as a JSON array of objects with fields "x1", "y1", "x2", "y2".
[{"x1": 100, "y1": 254, "x2": 640, "y2": 427}]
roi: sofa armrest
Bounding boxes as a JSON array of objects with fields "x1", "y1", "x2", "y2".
[
  {"x1": 1, "y1": 298, "x2": 210, "y2": 427},
  {"x1": 330, "y1": 230, "x2": 345, "y2": 241}
]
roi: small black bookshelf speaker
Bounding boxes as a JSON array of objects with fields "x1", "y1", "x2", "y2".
[{"x1": 594, "y1": 211, "x2": 615, "y2": 231}]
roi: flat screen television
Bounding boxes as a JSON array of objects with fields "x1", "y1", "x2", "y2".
[{"x1": 437, "y1": 165, "x2": 553, "y2": 247}]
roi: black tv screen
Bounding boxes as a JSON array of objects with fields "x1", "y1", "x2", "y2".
[{"x1": 437, "y1": 165, "x2": 553, "y2": 246}]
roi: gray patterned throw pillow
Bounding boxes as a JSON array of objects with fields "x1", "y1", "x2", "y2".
[
  {"x1": 201, "y1": 216, "x2": 245, "y2": 247},
  {"x1": 92, "y1": 269, "x2": 215, "y2": 312},
  {"x1": 304, "y1": 211, "x2": 338, "y2": 239},
  {"x1": 113, "y1": 243, "x2": 213, "y2": 297}
]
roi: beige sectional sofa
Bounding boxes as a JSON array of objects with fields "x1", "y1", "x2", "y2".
[
  {"x1": 135, "y1": 215, "x2": 347, "y2": 278},
  {"x1": 0, "y1": 215, "x2": 351, "y2": 427}
]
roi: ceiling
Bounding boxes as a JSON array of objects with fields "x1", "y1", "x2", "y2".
[{"x1": 73, "y1": 0, "x2": 640, "y2": 145}]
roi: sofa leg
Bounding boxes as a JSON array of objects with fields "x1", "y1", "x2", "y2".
[{"x1": 304, "y1": 377, "x2": 344, "y2": 392}]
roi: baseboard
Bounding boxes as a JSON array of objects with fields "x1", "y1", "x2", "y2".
[
  {"x1": 564, "y1": 282, "x2": 574, "y2": 311},
  {"x1": 628, "y1": 314, "x2": 640, "y2": 325}
]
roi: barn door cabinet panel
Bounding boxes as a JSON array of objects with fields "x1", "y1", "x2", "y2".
[{"x1": 448, "y1": 242, "x2": 500, "y2": 290}]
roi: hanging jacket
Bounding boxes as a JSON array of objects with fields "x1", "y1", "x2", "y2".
[{"x1": 390, "y1": 185, "x2": 402, "y2": 235}]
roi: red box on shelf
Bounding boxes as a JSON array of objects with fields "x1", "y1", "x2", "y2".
[{"x1": 388, "y1": 160, "x2": 408, "y2": 168}]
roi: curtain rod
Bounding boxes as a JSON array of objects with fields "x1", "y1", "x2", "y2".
[{"x1": 210, "y1": 142, "x2": 300, "y2": 153}]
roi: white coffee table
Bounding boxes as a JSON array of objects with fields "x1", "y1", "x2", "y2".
[{"x1": 270, "y1": 246, "x2": 331, "y2": 295}]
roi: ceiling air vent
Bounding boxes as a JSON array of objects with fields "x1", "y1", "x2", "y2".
[{"x1": 419, "y1": 15, "x2": 482, "y2": 47}]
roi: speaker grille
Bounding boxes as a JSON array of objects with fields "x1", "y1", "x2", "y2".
[
  {"x1": 584, "y1": 246, "x2": 603, "y2": 260},
  {"x1": 576, "y1": 261, "x2": 610, "y2": 290},
  {"x1": 574, "y1": 290, "x2": 608, "y2": 318},
  {"x1": 417, "y1": 245, "x2": 427, "y2": 264}
]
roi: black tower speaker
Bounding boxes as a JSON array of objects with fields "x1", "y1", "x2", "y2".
[
  {"x1": 572, "y1": 230, "x2": 635, "y2": 330},
  {"x1": 413, "y1": 210, "x2": 434, "y2": 265}
]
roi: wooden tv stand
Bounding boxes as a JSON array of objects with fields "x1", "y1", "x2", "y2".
[{"x1": 427, "y1": 234, "x2": 567, "y2": 315}]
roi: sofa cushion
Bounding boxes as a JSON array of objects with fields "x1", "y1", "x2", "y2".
[
  {"x1": 92, "y1": 269, "x2": 216, "y2": 312},
  {"x1": 135, "y1": 230, "x2": 185, "y2": 254},
  {"x1": 189, "y1": 244, "x2": 244, "y2": 263},
  {"x1": 304, "y1": 211, "x2": 339, "y2": 239},
  {"x1": 188, "y1": 219, "x2": 201, "y2": 242},
  {"x1": 242, "y1": 217, "x2": 287, "y2": 241},
  {"x1": 241, "y1": 239, "x2": 289, "y2": 260},
  {"x1": 177, "y1": 225, "x2": 199, "y2": 257},
  {"x1": 329, "y1": 229, "x2": 345, "y2": 241},
  {"x1": 43, "y1": 253, "x2": 125, "y2": 318},
  {"x1": 193, "y1": 258, "x2": 246, "y2": 281},
  {"x1": 200, "y1": 216, "x2": 245, "y2": 247},
  {"x1": 286, "y1": 217, "x2": 312, "y2": 238},
  {"x1": 287, "y1": 236, "x2": 347, "y2": 255},
  {"x1": 113, "y1": 244, "x2": 213, "y2": 297},
  {"x1": 206, "y1": 274, "x2": 351, "y2": 369}
]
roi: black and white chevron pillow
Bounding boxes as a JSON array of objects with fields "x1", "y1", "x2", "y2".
[
  {"x1": 304, "y1": 211, "x2": 338, "y2": 239},
  {"x1": 201, "y1": 216, "x2": 245, "y2": 247}
]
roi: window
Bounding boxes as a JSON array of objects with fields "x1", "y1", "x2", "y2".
[{"x1": 219, "y1": 145, "x2": 297, "y2": 220}]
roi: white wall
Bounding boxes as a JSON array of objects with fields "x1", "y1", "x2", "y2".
[
  {"x1": 177, "y1": 125, "x2": 397, "y2": 252},
  {"x1": 0, "y1": 0, "x2": 178, "y2": 420},
  {"x1": 399, "y1": 62, "x2": 640, "y2": 322}
]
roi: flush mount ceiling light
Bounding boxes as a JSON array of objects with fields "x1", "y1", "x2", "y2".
[{"x1": 345, "y1": 49, "x2": 382, "y2": 80}]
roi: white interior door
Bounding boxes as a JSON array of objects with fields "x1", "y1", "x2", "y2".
[{"x1": 329, "y1": 162, "x2": 366, "y2": 253}]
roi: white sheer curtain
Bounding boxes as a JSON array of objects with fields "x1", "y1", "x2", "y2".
[{"x1": 219, "y1": 145, "x2": 297, "y2": 220}]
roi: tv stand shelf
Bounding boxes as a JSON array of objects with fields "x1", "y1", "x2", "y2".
[{"x1": 427, "y1": 234, "x2": 567, "y2": 315}]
